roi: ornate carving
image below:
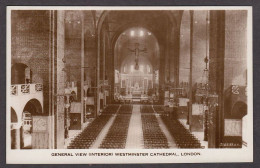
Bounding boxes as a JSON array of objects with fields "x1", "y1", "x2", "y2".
[
  {"x1": 21, "y1": 84, "x2": 30, "y2": 94},
  {"x1": 35, "y1": 83, "x2": 43, "y2": 92},
  {"x1": 232, "y1": 85, "x2": 240, "y2": 95},
  {"x1": 11, "y1": 85, "x2": 18, "y2": 95}
]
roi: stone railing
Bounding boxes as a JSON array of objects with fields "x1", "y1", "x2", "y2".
[{"x1": 11, "y1": 83, "x2": 43, "y2": 96}]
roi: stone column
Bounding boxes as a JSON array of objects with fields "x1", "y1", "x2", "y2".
[
  {"x1": 174, "y1": 29, "x2": 180, "y2": 86},
  {"x1": 99, "y1": 34, "x2": 104, "y2": 111},
  {"x1": 107, "y1": 48, "x2": 113, "y2": 103},
  {"x1": 159, "y1": 43, "x2": 165, "y2": 104},
  {"x1": 208, "y1": 10, "x2": 225, "y2": 148},
  {"x1": 165, "y1": 19, "x2": 170, "y2": 84},
  {"x1": 56, "y1": 10, "x2": 66, "y2": 149},
  {"x1": 96, "y1": 29, "x2": 101, "y2": 117},
  {"x1": 11, "y1": 124, "x2": 21, "y2": 149},
  {"x1": 48, "y1": 10, "x2": 55, "y2": 149},
  {"x1": 80, "y1": 12, "x2": 85, "y2": 127},
  {"x1": 169, "y1": 40, "x2": 175, "y2": 84},
  {"x1": 102, "y1": 34, "x2": 106, "y2": 107},
  {"x1": 188, "y1": 10, "x2": 194, "y2": 125}
]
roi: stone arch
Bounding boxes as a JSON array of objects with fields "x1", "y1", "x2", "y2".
[
  {"x1": 97, "y1": 10, "x2": 178, "y2": 55},
  {"x1": 110, "y1": 24, "x2": 161, "y2": 51},
  {"x1": 11, "y1": 107, "x2": 19, "y2": 149},
  {"x1": 69, "y1": 91, "x2": 77, "y2": 102},
  {"x1": 97, "y1": 10, "x2": 180, "y2": 103},
  {"x1": 97, "y1": 10, "x2": 178, "y2": 39},
  {"x1": 11, "y1": 107, "x2": 18, "y2": 123},
  {"x1": 87, "y1": 88, "x2": 94, "y2": 97},
  {"x1": 21, "y1": 98, "x2": 42, "y2": 149},
  {"x1": 23, "y1": 98, "x2": 43, "y2": 116},
  {"x1": 11, "y1": 63, "x2": 32, "y2": 84},
  {"x1": 232, "y1": 101, "x2": 247, "y2": 119}
]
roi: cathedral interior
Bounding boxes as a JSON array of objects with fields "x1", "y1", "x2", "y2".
[{"x1": 9, "y1": 10, "x2": 248, "y2": 149}]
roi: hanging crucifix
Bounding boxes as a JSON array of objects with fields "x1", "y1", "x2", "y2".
[{"x1": 128, "y1": 43, "x2": 147, "y2": 70}]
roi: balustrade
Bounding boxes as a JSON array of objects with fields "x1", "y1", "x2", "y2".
[{"x1": 10, "y1": 83, "x2": 43, "y2": 96}]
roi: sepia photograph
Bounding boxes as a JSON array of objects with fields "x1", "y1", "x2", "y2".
[{"x1": 6, "y1": 6, "x2": 253, "y2": 164}]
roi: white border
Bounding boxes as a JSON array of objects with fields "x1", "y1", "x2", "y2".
[{"x1": 6, "y1": 6, "x2": 253, "y2": 164}]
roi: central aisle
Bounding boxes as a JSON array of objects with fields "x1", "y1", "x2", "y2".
[
  {"x1": 90, "y1": 115, "x2": 116, "y2": 149},
  {"x1": 125, "y1": 105, "x2": 144, "y2": 149},
  {"x1": 91, "y1": 105, "x2": 121, "y2": 149}
]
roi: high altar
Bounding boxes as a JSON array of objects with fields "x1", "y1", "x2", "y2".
[{"x1": 120, "y1": 71, "x2": 153, "y2": 96}]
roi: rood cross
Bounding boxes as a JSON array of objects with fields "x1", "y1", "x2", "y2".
[{"x1": 128, "y1": 43, "x2": 147, "y2": 65}]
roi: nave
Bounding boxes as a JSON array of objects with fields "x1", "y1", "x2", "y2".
[{"x1": 67, "y1": 104, "x2": 202, "y2": 149}]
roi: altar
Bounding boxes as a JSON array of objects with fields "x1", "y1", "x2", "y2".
[
  {"x1": 133, "y1": 82, "x2": 142, "y2": 95},
  {"x1": 118, "y1": 68, "x2": 155, "y2": 103}
]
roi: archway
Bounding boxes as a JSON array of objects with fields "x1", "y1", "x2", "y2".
[
  {"x1": 232, "y1": 101, "x2": 247, "y2": 119},
  {"x1": 70, "y1": 91, "x2": 77, "y2": 102},
  {"x1": 113, "y1": 27, "x2": 160, "y2": 103},
  {"x1": 86, "y1": 88, "x2": 95, "y2": 118},
  {"x1": 97, "y1": 10, "x2": 182, "y2": 106},
  {"x1": 87, "y1": 88, "x2": 94, "y2": 97},
  {"x1": 232, "y1": 101, "x2": 248, "y2": 147},
  {"x1": 11, "y1": 107, "x2": 18, "y2": 123},
  {"x1": 11, "y1": 107, "x2": 19, "y2": 149},
  {"x1": 11, "y1": 63, "x2": 32, "y2": 84},
  {"x1": 20, "y1": 99, "x2": 42, "y2": 149}
]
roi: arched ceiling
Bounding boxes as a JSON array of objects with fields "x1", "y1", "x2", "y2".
[
  {"x1": 63, "y1": 10, "x2": 184, "y2": 80},
  {"x1": 99, "y1": 10, "x2": 183, "y2": 46},
  {"x1": 98, "y1": 10, "x2": 183, "y2": 73},
  {"x1": 114, "y1": 27, "x2": 159, "y2": 71},
  {"x1": 65, "y1": 11, "x2": 95, "y2": 39}
]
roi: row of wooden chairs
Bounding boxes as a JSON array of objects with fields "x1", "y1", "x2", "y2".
[
  {"x1": 153, "y1": 105, "x2": 165, "y2": 114},
  {"x1": 140, "y1": 105, "x2": 154, "y2": 114},
  {"x1": 141, "y1": 112, "x2": 169, "y2": 149},
  {"x1": 67, "y1": 114, "x2": 112, "y2": 149},
  {"x1": 101, "y1": 104, "x2": 120, "y2": 115},
  {"x1": 118, "y1": 104, "x2": 133, "y2": 114},
  {"x1": 99, "y1": 115, "x2": 131, "y2": 149},
  {"x1": 160, "y1": 115, "x2": 202, "y2": 149}
]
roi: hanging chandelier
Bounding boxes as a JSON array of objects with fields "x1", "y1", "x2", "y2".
[
  {"x1": 202, "y1": 11, "x2": 210, "y2": 142},
  {"x1": 201, "y1": 10, "x2": 210, "y2": 98}
]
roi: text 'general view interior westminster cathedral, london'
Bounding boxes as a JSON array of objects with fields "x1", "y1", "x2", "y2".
[{"x1": 9, "y1": 9, "x2": 249, "y2": 150}]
